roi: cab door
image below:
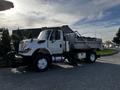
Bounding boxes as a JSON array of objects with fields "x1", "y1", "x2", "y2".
[{"x1": 48, "y1": 30, "x2": 63, "y2": 54}]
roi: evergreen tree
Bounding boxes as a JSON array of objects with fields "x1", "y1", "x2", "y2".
[
  {"x1": 28, "y1": 30, "x2": 33, "y2": 39},
  {"x1": 11, "y1": 34, "x2": 20, "y2": 52},
  {"x1": 0, "y1": 28, "x2": 11, "y2": 65},
  {"x1": 16, "y1": 28, "x2": 23, "y2": 41},
  {"x1": 0, "y1": 39, "x2": 2, "y2": 56},
  {"x1": 1, "y1": 28, "x2": 11, "y2": 55},
  {"x1": 113, "y1": 28, "x2": 120, "y2": 45}
]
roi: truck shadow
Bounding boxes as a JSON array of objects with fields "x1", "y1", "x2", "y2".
[
  {"x1": 48, "y1": 61, "x2": 120, "y2": 73},
  {"x1": 14, "y1": 60, "x2": 120, "y2": 76}
]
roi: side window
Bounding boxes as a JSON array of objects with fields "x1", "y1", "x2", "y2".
[
  {"x1": 55, "y1": 30, "x2": 60, "y2": 40},
  {"x1": 50, "y1": 30, "x2": 61, "y2": 40},
  {"x1": 50, "y1": 31, "x2": 55, "y2": 40}
]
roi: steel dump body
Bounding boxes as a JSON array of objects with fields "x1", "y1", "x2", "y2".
[
  {"x1": 73, "y1": 40, "x2": 102, "y2": 50},
  {"x1": 65, "y1": 32, "x2": 102, "y2": 50}
]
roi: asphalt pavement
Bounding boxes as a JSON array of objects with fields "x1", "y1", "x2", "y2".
[{"x1": 0, "y1": 52, "x2": 120, "y2": 90}]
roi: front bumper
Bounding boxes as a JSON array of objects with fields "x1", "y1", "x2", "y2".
[{"x1": 8, "y1": 51, "x2": 32, "y2": 68}]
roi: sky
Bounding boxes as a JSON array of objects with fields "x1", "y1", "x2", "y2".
[{"x1": 0, "y1": 0, "x2": 120, "y2": 41}]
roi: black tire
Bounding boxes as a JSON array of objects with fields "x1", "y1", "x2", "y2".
[
  {"x1": 33, "y1": 55, "x2": 50, "y2": 72},
  {"x1": 67, "y1": 58, "x2": 78, "y2": 66},
  {"x1": 86, "y1": 52, "x2": 97, "y2": 63},
  {"x1": 65, "y1": 53, "x2": 78, "y2": 66}
]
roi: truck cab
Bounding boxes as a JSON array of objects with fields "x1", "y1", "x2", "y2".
[
  {"x1": 16, "y1": 29, "x2": 68, "y2": 71},
  {"x1": 19, "y1": 29, "x2": 65, "y2": 56}
]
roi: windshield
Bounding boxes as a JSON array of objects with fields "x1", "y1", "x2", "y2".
[{"x1": 37, "y1": 30, "x2": 51, "y2": 40}]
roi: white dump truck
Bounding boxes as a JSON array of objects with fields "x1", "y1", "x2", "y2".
[{"x1": 10, "y1": 25, "x2": 102, "y2": 71}]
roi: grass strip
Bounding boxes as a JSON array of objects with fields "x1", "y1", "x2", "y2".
[{"x1": 96, "y1": 49, "x2": 116, "y2": 56}]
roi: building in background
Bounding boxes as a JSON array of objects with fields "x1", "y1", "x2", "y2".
[
  {"x1": 12, "y1": 25, "x2": 73, "y2": 40},
  {"x1": 12, "y1": 28, "x2": 42, "y2": 39}
]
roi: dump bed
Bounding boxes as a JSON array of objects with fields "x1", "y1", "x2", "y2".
[{"x1": 65, "y1": 32, "x2": 102, "y2": 50}]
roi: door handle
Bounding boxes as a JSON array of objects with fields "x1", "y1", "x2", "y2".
[{"x1": 60, "y1": 44, "x2": 62, "y2": 48}]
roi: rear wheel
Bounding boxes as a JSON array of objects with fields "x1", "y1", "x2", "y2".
[{"x1": 86, "y1": 52, "x2": 97, "y2": 63}]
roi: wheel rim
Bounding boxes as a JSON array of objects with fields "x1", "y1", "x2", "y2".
[
  {"x1": 90, "y1": 54, "x2": 96, "y2": 62},
  {"x1": 37, "y1": 58, "x2": 48, "y2": 69}
]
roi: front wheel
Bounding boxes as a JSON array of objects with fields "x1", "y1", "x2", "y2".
[
  {"x1": 86, "y1": 52, "x2": 97, "y2": 63},
  {"x1": 33, "y1": 55, "x2": 49, "y2": 72}
]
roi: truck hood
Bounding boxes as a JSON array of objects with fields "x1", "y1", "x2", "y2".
[
  {"x1": 19, "y1": 39, "x2": 45, "y2": 51},
  {"x1": 19, "y1": 39, "x2": 40, "y2": 51}
]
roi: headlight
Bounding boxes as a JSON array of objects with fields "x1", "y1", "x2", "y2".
[{"x1": 19, "y1": 41, "x2": 28, "y2": 51}]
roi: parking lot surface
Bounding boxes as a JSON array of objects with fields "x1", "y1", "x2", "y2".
[{"x1": 0, "y1": 53, "x2": 120, "y2": 90}]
